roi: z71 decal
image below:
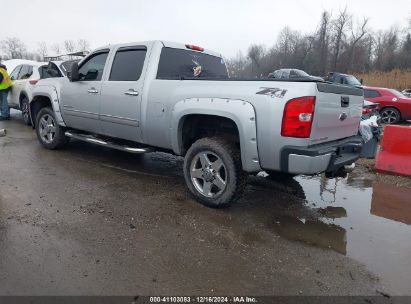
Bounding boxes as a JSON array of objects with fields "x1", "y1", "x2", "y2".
[{"x1": 256, "y1": 87, "x2": 287, "y2": 98}]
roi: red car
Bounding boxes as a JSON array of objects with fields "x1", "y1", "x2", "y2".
[{"x1": 363, "y1": 86, "x2": 411, "y2": 124}]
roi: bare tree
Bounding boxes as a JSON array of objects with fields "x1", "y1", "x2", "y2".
[
  {"x1": 37, "y1": 41, "x2": 48, "y2": 61},
  {"x1": 332, "y1": 8, "x2": 351, "y2": 70},
  {"x1": 63, "y1": 40, "x2": 76, "y2": 53},
  {"x1": 77, "y1": 39, "x2": 90, "y2": 52},
  {"x1": 317, "y1": 11, "x2": 331, "y2": 74},
  {"x1": 347, "y1": 18, "x2": 370, "y2": 70},
  {"x1": 0, "y1": 37, "x2": 27, "y2": 59},
  {"x1": 51, "y1": 43, "x2": 61, "y2": 55},
  {"x1": 247, "y1": 44, "x2": 265, "y2": 76}
]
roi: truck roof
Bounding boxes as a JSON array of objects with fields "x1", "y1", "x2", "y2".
[{"x1": 93, "y1": 40, "x2": 222, "y2": 58}]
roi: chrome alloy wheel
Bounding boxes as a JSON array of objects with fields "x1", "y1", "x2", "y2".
[
  {"x1": 381, "y1": 109, "x2": 398, "y2": 124},
  {"x1": 190, "y1": 151, "x2": 227, "y2": 197},
  {"x1": 39, "y1": 114, "x2": 56, "y2": 144}
]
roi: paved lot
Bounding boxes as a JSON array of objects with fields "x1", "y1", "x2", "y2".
[{"x1": 0, "y1": 112, "x2": 404, "y2": 296}]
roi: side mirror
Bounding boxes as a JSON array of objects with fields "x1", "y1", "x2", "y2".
[{"x1": 69, "y1": 62, "x2": 79, "y2": 82}]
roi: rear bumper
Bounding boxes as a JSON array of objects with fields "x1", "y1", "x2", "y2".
[{"x1": 279, "y1": 136, "x2": 363, "y2": 175}]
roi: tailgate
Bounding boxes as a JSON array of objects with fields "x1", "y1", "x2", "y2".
[{"x1": 310, "y1": 83, "x2": 363, "y2": 144}]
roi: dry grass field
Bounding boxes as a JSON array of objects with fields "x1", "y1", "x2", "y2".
[{"x1": 355, "y1": 70, "x2": 411, "y2": 90}]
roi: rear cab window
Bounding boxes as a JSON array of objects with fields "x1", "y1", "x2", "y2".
[{"x1": 156, "y1": 47, "x2": 228, "y2": 80}]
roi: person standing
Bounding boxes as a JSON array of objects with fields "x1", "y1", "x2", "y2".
[{"x1": 0, "y1": 63, "x2": 12, "y2": 121}]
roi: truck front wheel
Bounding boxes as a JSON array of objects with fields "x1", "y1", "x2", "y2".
[
  {"x1": 183, "y1": 137, "x2": 247, "y2": 208},
  {"x1": 35, "y1": 107, "x2": 69, "y2": 149}
]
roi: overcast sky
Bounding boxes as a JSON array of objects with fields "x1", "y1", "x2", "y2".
[{"x1": 3, "y1": 0, "x2": 411, "y2": 57}]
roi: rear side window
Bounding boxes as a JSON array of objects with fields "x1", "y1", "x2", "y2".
[
  {"x1": 364, "y1": 89, "x2": 381, "y2": 98},
  {"x1": 109, "y1": 47, "x2": 147, "y2": 81},
  {"x1": 157, "y1": 47, "x2": 228, "y2": 80},
  {"x1": 18, "y1": 65, "x2": 33, "y2": 80},
  {"x1": 10, "y1": 65, "x2": 22, "y2": 80}
]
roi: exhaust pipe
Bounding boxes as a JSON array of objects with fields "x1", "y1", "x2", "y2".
[{"x1": 0, "y1": 129, "x2": 6, "y2": 137}]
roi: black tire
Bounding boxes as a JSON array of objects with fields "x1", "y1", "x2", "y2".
[
  {"x1": 380, "y1": 107, "x2": 401, "y2": 124},
  {"x1": 183, "y1": 137, "x2": 247, "y2": 208},
  {"x1": 35, "y1": 107, "x2": 69, "y2": 149},
  {"x1": 20, "y1": 96, "x2": 31, "y2": 126}
]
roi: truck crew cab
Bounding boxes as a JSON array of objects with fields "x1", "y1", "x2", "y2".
[{"x1": 30, "y1": 41, "x2": 363, "y2": 208}]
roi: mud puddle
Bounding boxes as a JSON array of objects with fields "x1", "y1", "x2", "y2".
[{"x1": 272, "y1": 173, "x2": 411, "y2": 294}]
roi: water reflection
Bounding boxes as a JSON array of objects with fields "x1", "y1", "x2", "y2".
[
  {"x1": 371, "y1": 182, "x2": 411, "y2": 225},
  {"x1": 291, "y1": 173, "x2": 411, "y2": 294},
  {"x1": 272, "y1": 216, "x2": 347, "y2": 255}
]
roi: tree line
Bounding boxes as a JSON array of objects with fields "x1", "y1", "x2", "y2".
[
  {"x1": 226, "y1": 8, "x2": 411, "y2": 78},
  {"x1": 0, "y1": 38, "x2": 91, "y2": 61}
]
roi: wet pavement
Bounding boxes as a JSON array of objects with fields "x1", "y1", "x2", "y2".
[{"x1": 1, "y1": 111, "x2": 410, "y2": 296}]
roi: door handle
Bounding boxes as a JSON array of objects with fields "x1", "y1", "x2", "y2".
[
  {"x1": 124, "y1": 89, "x2": 139, "y2": 96},
  {"x1": 87, "y1": 88, "x2": 99, "y2": 94}
]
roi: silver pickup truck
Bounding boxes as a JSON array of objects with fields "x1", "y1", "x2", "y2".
[{"x1": 30, "y1": 40, "x2": 363, "y2": 208}]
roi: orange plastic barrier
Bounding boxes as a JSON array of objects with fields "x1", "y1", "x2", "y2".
[{"x1": 375, "y1": 125, "x2": 411, "y2": 176}]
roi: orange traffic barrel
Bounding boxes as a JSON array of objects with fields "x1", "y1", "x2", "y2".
[{"x1": 375, "y1": 125, "x2": 411, "y2": 176}]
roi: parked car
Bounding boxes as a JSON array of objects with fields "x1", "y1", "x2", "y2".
[
  {"x1": 8, "y1": 62, "x2": 46, "y2": 124},
  {"x1": 402, "y1": 89, "x2": 411, "y2": 98},
  {"x1": 362, "y1": 100, "x2": 380, "y2": 120},
  {"x1": 30, "y1": 40, "x2": 363, "y2": 208},
  {"x1": 326, "y1": 72, "x2": 362, "y2": 87},
  {"x1": 363, "y1": 86, "x2": 411, "y2": 124},
  {"x1": 268, "y1": 69, "x2": 323, "y2": 81},
  {"x1": 7, "y1": 60, "x2": 79, "y2": 125}
]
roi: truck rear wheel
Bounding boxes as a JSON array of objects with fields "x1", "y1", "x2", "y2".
[
  {"x1": 35, "y1": 107, "x2": 69, "y2": 149},
  {"x1": 183, "y1": 137, "x2": 247, "y2": 208}
]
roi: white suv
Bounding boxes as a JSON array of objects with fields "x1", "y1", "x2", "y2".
[
  {"x1": 8, "y1": 62, "x2": 46, "y2": 125},
  {"x1": 7, "y1": 60, "x2": 79, "y2": 125}
]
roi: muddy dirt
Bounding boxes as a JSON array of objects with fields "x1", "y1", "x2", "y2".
[{"x1": 356, "y1": 158, "x2": 411, "y2": 188}]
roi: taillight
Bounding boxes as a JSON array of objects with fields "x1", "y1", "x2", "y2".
[
  {"x1": 362, "y1": 108, "x2": 372, "y2": 115},
  {"x1": 281, "y1": 96, "x2": 316, "y2": 138},
  {"x1": 185, "y1": 44, "x2": 204, "y2": 52},
  {"x1": 29, "y1": 80, "x2": 38, "y2": 85}
]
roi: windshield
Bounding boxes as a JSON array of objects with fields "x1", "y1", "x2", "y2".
[
  {"x1": 390, "y1": 89, "x2": 406, "y2": 98},
  {"x1": 345, "y1": 75, "x2": 362, "y2": 86}
]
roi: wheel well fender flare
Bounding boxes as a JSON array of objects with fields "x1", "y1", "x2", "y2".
[
  {"x1": 171, "y1": 98, "x2": 261, "y2": 172},
  {"x1": 30, "y1": 89, "x2": 66, "y2": 128}
]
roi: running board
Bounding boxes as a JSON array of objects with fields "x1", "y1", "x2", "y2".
[{"x1": 65, "y1": 131, "x2": 150, "y2": 154}]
